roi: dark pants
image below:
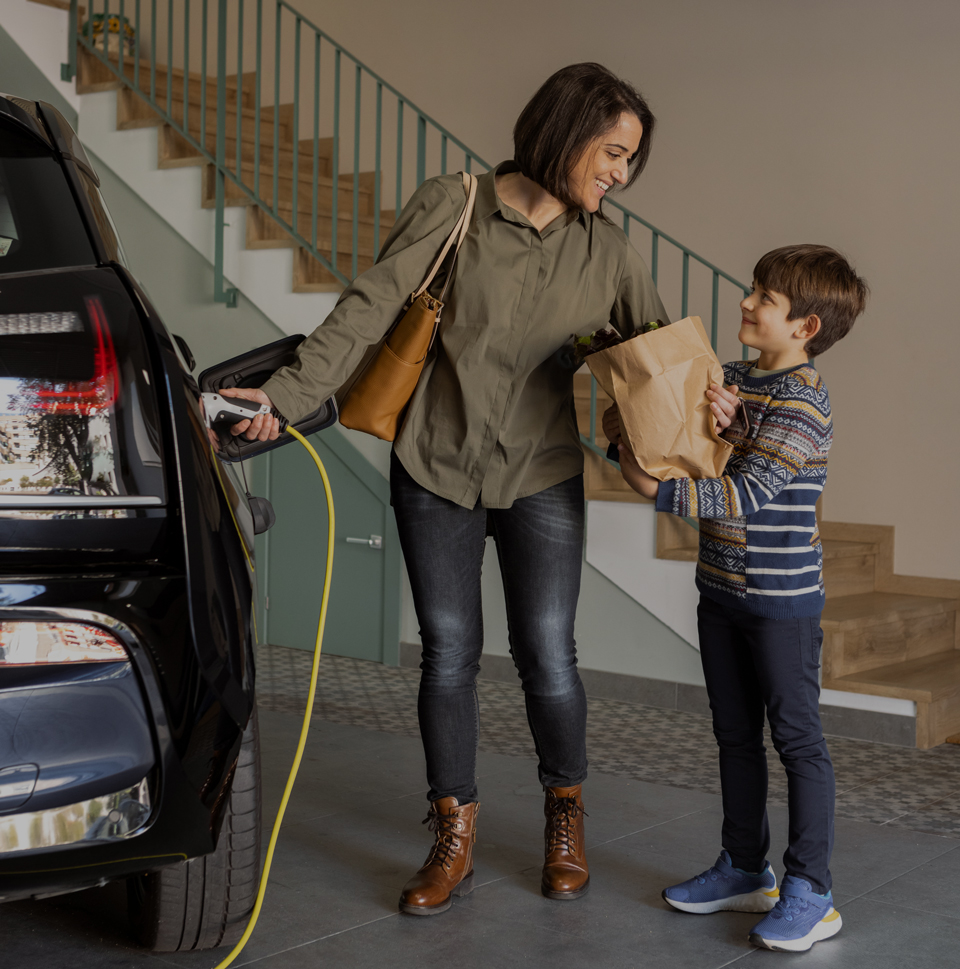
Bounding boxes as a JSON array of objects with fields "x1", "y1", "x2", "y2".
[
  {"x1": 697, "y1": 594, "x2": 835, "y2": 894},
  {"x1": 390, "y1": 453, "x2": 588, "y2": 803}
]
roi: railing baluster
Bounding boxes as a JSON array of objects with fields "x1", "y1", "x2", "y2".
[
  {"x1": 742, "y1": 289, "x2": 751, "y2": 359},
  {"x1": 103, "y1": 0, "x2": 110, "y2": 55},
  {"x1": 711, "y1": 271, "x2": 719, "y2": 351},
  {"x1": 118, "y1": 0, "x2": 125, "y2": 78},
  {"x1": 681, "y1": 250, "x2": 690, "y2": 318},
  {"x1": 589, "y1": 379, "x2": 598, "y2": 449},
  {"x1": 182, "y1": 0, "x2": 189, "y2": 131},
  {"x1": 236, "y1": 0, "x2": 244, "y2": 182},
  {"x1": 331, "y1": 48, "x2": 340, "y2": 277},
  {"x1": 416, "y1": 113, "x2": 425, "y2": 187},
  {"x1": 200, "y1": 0, "x2": 207, "y2": 150},
  {"x1": 651, "y1": 231, "x2": 658, "y2": 285},
  {"x1": 465, "y1": 154, "x2": 472, "y2": 174},
  {"x1": 214, "y1": 0, "x2": 237, "y2": 306},
  {"x1": 272, "y1": 1, "x2": 280, "y2": 215},
  {"x1": 61, "y1": 0, "x2": 78, "y2": 82},
  {"x1": 166, "y1": 0, "x2": 172, "y2": 117},
  {"x1": 133, "y1": 0, "x2": 139, "y2": 89},
  {"x1": 395, "y1": 99, "x2": 403, "y2": 221},
  {"x1": 254, "y1": 0, "x2": 261, "y2": 200},
  {"x1": 440, "y1": 133, "x2": 447, "y2": 175},
  {"x1": 150, "y1": 0, "x2": 156, "y2": 104},
  {"x1": 290, "y1": 18, "x2": 300, "y2": 238},
  {"x1": 352, "y1": 64, "x2": 361, "y2": 280},
  {"x1": 374, "y1": 81, "x2": 382, "y2": 257},
  {"x1": 311, "y1": 32, "x2": 319, "y2": 251}
]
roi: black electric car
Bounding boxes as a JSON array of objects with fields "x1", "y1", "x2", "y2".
[{"x1": 0, "y1": 93, "x2": 333, "y2": 950}]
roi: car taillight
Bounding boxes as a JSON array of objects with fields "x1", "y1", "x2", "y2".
[
  {"x1": 32, "y1": 295, "x2": 119, "y2": 414},
  {"x1": 0, "y1": 621, "x2": 128, "y2": 665}
]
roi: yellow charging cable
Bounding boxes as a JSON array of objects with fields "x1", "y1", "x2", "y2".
[{"x1": 213, "y1": 426, "x2": 334, "y2": 969}]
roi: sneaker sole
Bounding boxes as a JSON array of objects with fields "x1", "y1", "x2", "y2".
[
  {"x1": 662, "y1": 887, "x2": 780, "y2": 915},
  {"x1": 750, "y1": 909, "x2": 842, "y2": 951}
]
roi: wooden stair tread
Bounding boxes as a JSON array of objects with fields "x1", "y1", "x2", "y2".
[
  {"x1": 824, "y1": 650, "x2": 960, "y2": 703},
  {"x1": 821, "y1": 591, "x2": 958, "y2": 627},
  {"x1": 821, "y1": 539, "x2": 877, "y2": 559}
]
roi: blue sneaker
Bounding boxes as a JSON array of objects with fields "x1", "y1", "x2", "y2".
[
  {"x1": 749, "y1": 875, "x2": 842, "y2": 952},
  {"x1": 662, "y1": 851, "x2": 779, "y2": 914}
]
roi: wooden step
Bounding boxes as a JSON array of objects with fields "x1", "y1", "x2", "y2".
[
  {"x1": 200, "y1": 160, "x2": 375, "y2": 215},
  {"x1": 293, "y1": 247, "x2": 375, "y2": 294},
  {"x1": 245, "y1": 205, "x2": 394, "y2": 258},
  {"x1": 822, "y1": 539, "x2": 877, "y2": 599},
  {"x1": 114, "y1": 69, "x2": 293, "y2": 141},
  {"x1": 821, "y1": 592, "x2": 958, "y2": 680},
  {"x1": 823, "y1": 650, "x2": 960, "y2": 749}
]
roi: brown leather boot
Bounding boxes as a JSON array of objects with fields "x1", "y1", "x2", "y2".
[
  {"x1": 541, "y1": 784, "x2": 589, "y2": 899},
  {"x1": 398, "y1": 797, "x2": 479, "y2": 915}
]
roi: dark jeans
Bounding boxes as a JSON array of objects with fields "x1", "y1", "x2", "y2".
[
  {"x1": 697, "y1": 594, "x2": 835, "y2": 894},
  {"x1": 390, "y1": 453, "x2": 588, "y2": 803}
]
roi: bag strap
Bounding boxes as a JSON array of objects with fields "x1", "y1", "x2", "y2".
[{"x1": 410, "y1": 171, "x2": 478, "y2": 302}]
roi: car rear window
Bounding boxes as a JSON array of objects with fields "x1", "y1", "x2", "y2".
[
  {"x1": 0, "y1": 123, "x2": 96, "y2": 275},
  {"x1": 0, "y1": 272, "x2": 165, "y2": 512}
]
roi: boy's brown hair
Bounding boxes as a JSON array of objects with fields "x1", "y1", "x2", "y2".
[{"x1": 754, "y1": 244, "x2": 868, "y2": 356}]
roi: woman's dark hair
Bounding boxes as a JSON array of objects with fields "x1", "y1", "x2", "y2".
[{"x1": 513, "y1": 63, "x2": 655, "y2": 212}]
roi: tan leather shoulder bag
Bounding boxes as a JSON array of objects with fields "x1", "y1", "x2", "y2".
[{"x1": 337, "y1": 171, "x2": 479, "y2": 441}]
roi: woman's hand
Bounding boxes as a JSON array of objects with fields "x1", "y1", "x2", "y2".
[
  {"x1": 707, "y1": 383, "x2": 740, "y2": 434},
  {"x1": 602, "y1": 403, "x2": 621, "y2": 445},
  {"x1": 617, "y1": 444, "x2": 659, "y2": 500},
  {"x1": 219, "y1": 387, "x2": 283, "y2": 441}
]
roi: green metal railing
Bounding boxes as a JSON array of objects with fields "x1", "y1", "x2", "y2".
[{"x1": 61, "y1": 0, "x2": 749, "y2": 466}]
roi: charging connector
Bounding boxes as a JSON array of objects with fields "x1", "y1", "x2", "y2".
[{"x1": 200, "y1": 392, "x2": 272, "y2": 427}]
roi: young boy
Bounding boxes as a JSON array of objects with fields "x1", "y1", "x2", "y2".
[{"x1": 610, "y1": 244, "x2": 868, "y2": 953}]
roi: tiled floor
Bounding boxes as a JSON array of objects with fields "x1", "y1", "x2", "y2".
[
  {"x1": 257, "y1": 646, "x2": 960, "y2": 838},
  {"x1": 3, "y1": 644, "x2": 960, "y2": 968}
]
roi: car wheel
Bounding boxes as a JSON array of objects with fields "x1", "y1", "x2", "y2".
[{"x1": 127, "y1": 703, "x2": 261, "y2": 951}]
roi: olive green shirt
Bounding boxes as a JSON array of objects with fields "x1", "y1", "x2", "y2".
[{"x1": 262, "y1": 161, "x2": 668, "y2": 509}]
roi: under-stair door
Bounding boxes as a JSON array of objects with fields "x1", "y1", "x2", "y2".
[{"x1": 253, "y1": 431, "x2": 401, "y2": 664}]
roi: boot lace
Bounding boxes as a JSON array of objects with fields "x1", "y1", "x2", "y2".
[
  {"x1": 545, "y1": 793, "x2": 587, "y2": 853},
  {"x1": 422, "y1": 808, "x2": 465, "y2": 872}
]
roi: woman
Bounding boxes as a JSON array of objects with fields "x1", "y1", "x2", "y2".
[{"x1": 226, "y1": 62, "x2": 738, "y2": 916}]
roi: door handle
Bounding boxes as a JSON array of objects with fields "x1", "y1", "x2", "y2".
[{"x1": 345, "y1": 534, "x2": 383, "y2": 549}]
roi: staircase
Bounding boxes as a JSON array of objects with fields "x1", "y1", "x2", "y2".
[
  {"x1": 77, "y1": 46, "x2": 394, "y2": 292},
  {"x1": 575, "y1": 374, "x2": 960, "y2": 750}
]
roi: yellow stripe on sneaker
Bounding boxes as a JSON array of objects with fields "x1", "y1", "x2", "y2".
[
  {"x1": 821, "y1": 909, "x2": 840, "y2": 922},
  {"x1": 763, "y1": 889, "x2": 780, "y2": 897}
]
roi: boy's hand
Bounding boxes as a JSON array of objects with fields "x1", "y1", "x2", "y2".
[
  {"x1": 707, "y1": 383, "x2": 740, "y2": 434},
  {"x1": 601, "y1": 403, "x2": 621, "y2": 445},
  {"x1": 617, "y1": 444, "x2": 659, "y2": 500}
]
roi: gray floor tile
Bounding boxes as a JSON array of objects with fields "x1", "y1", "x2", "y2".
[{"x1": 859, "y1": 841, "x2": 960, "y2": 920}]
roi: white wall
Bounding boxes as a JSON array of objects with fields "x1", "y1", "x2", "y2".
[{"x1": 291, "y1": 0, "x2": 960, "y2": 581}]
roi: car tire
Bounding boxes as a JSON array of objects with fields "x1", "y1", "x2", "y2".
[{"x1": 127, "y1": 703, "x2": 262, "y2": 951}]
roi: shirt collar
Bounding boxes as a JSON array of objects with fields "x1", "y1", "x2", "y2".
[{"x1": 475, "y1": 161, "x2": 588, "y2": 231}]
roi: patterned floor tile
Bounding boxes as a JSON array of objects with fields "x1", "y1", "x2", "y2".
[{"x1": 255, "y1": 644, "x2": 960, "y2": 839}]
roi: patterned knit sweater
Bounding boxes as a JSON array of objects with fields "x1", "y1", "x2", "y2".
[{"x1": 655, "y1": 361, "x2": 832, "y2": 619}]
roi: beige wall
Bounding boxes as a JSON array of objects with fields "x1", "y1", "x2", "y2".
[{"x1": 299, "y1": 0, "x2": 959, "y2": 579}]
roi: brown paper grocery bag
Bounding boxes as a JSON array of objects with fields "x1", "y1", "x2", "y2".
[{"x1": 585, "y1": 316, "x2": 734, "y2": 480}]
